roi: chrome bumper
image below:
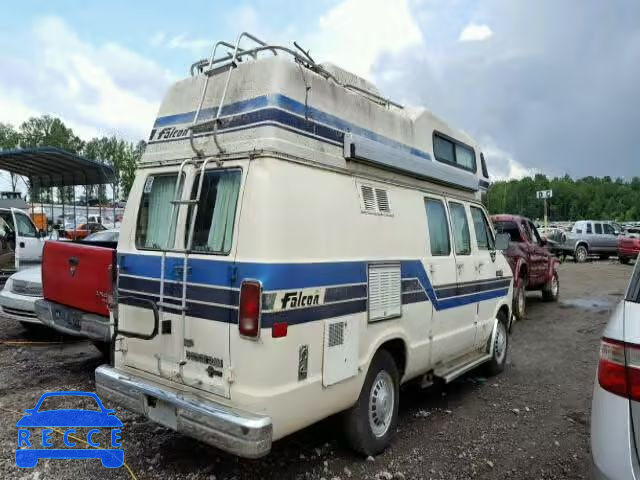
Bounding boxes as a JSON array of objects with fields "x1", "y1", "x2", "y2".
[
  {"x1": 35, "y1": 299, "x2": 110, "y2": 341},
  {"x1": 95, "y1": 365, "x2": 272, "y2": 458}
]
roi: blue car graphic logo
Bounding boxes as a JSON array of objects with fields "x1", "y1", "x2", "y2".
[{"x1": 15, "y1": 391, "x2": 123, "y2": 468}]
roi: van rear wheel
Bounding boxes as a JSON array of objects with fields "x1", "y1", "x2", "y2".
[
  {"x1": 344, "y1": 349, "x2": 399, "y2": 456},
  {"x1": 620, "y1": 256, "x2": 631, "y2": 265}
]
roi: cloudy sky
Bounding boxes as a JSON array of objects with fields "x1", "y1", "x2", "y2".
[{"x1": 0, "y1": 0, "x2": 638, "y2": 179}]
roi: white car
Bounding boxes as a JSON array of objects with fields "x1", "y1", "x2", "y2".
[{"x1": 0, "y1": 266, "x2": 42, "y2": 329}]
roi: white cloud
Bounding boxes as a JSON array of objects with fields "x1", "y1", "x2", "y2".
[
  {"x1": 305, "y1": 0, "x2": 424, "y2": 80},
  {"x1": 0, "y1": 16, "x2": 176, "y2": 141},
  {"x1": 482, "y1": 143, "x2": 538, "y2": 180},
  {"x1": 166, "y1": 33, "x2": 210, "y2": 52},
  {"x1": 149, "y1": 31, "x2": 166, "y2": 47},
  {"x1": 459, "y1": 23, "x2": 493, "y2": 42}
]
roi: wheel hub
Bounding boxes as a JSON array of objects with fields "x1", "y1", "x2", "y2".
[
  {"x1": 369, "y1": 371, "x2": 394, "y2": 438},
  {"x1": 494, "y1": 323, "x2": 507, "y2": 363}
]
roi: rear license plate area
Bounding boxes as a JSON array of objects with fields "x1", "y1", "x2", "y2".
[
  {"x1": 53, "y1": 307, "x2": 81, "y2": 330},
  {"x1": 146, "y1": 396, "x2": 177, "y2": 430}
]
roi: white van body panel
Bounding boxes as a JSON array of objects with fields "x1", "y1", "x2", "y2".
[{"x1": 103, "y1": 47, "x2": 511, "y2": 449}]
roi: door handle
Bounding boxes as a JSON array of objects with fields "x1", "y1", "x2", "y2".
[
  {"x1": 456, "y1": 263, "x2": 464, "y2": 273},
  {"x1": 475, "y1": 262, "x2": 484, "y2": 272}
]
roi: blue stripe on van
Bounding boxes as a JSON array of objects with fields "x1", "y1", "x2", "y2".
[
  {"x1": 118, "y1": 254, "x2": 510, "y2": 325},
  {"x1": 152, "y1": 93, "x2": 431, "y2": 162}
]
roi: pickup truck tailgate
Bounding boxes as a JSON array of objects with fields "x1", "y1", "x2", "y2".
[{"x1": 42, "y1": 241, "x2": 114, "y2": 317}]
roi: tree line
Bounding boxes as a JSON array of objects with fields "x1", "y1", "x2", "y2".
[
  {"x1": 485, "y1": 174, "x2": 640, "y2": 222},
  {"x1": 0, "y1": 116, "x2": 145, "y2": 202}
]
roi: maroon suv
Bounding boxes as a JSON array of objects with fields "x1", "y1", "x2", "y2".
[{"x1": 491, "y1": 214, "x2": 560, "y2": 320}]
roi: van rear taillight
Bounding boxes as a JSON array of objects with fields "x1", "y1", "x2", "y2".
[
  {"x1": 239, "y1": 281, "x2": 261, "y2": 338},
  {"x1": 598, "y1": 337, "x2": 640, "y2": 401}
]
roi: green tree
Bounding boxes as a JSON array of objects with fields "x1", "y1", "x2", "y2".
[{"x1": 0, "y1": 123, "x2": 22, "y2": 191}]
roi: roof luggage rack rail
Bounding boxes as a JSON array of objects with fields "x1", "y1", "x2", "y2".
[{"x1": 188, "y1": 32, "x2": 403, "y2": 158}]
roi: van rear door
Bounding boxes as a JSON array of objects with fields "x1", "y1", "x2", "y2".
[
  {"x1": 119, "y1": 166, "x2": 243, "y2": 399},
  {"x1": 176, "y1": 168, "x2": 242, "y2": 398}
]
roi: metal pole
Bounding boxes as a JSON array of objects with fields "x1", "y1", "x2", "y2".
[
  {"x1": 61, "y1": 183, "x2": 65, "y2": 233},
  {"x1": 544, "y1": 197, "x2": 548, "y2": 229},
  {"x1": 73, "y1": 186, "x2": 76, "y2": 238},
  {"x1": 85, "y1": 185, "x2": 89, "y2": 237},
  {"x1": 49, "y1": 185, "x2": 54, "y2": 234},
  {"x1": 112, "y1": 183, "x2": 116, "y2": 230}
]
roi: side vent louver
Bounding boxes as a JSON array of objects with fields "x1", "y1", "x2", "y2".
[
  {"x1": 358, "y1": 182, "x2": 392, "y2": 215},
  {"x1": 361, "y1": 185, "x2": 376, "y2": 212},
  {"x1": 368, "y1": 263, "x2": 402, "y2": 322},
  {"x1": 375, "y1": 188, "x2": 390, "y2": 213}
]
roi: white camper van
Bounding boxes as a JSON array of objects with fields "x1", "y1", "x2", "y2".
[{"x1": 96, "y1": 33, "x2": 513, "y2": 458}]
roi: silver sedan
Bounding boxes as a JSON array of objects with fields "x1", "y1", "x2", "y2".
[{"x1": 591, "y1": 260, "x2": 640, "y2": 479}]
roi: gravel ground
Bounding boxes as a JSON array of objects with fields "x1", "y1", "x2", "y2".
[{"x1": 0, "y1": 261, "x2": 635, "y2": 480}]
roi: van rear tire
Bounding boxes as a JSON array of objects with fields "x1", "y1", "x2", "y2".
[
  {"x1": 344, "y1": 349, "x2": 399, "y2": 457},
  {"x1": 620, "y1": 256, "x2": 631, "y2": 265}
]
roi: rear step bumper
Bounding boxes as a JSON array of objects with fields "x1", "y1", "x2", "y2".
[
  {"x1": 34, "y1": 299, "x2": 110, "y2": 341},
  {"x1": 95, "y1": 365, "x2": 273, "y2": 458}
]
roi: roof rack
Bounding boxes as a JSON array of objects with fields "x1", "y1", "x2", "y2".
[{"x1": 187, "y1": 32, "x2": 402, "y2": 158}]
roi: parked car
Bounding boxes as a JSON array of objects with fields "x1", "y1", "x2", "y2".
[
  {"x1": 561, "y1": 220, "x2": 623, "y2": 262},
  {"x1": 618, "y1": 228, "x2": 640, "y2": 265},
  {"x1": 0, "y1": 266, "x2": 42, "y2": 330},
  {"x1": 491, "y1": 214, "x2": 560, "y2": 321},
  {"x1": 538, "y1": 227, "x2": 566, "y2": 257},
  {"x1": 591, "y1": 260, "x2": 640, "y2": 478},
  {"x1": 61, "y1": 222, "x2": 106, "y2": 240},
  {"x1": 0, "y1": 208, "x2": 43, "y2": 280},
  {"x1": 35, "y1": 230, "x2": 119, "y2": 355}
]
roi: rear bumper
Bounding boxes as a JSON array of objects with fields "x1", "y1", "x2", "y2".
[
  {"x1": 95, "y1": 365, "x2": 272, "y2": 458},
  {"x1": 0, "y1": 290, "x2": 40, "y2": 324},
  {"x1": 591, "y1": 382, "x2": 640, "y2": 479},
  {"x1": 35, "y1": 299, "x2": 110, "y2": 341}
]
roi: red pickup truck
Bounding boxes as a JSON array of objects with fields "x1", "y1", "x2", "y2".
[
  {"x1": 35, "y1": 232, "x2": 118, "y2": 356},
  {"x1": 491, "y1": 214, "x2": 560, "y2": 321}
]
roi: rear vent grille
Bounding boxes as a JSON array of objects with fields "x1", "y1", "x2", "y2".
[
  {"x1": 328, "y1": 321, "x2": 345, "y2": 347},
  {"x1": 358, "y1": 183, "x2": 391, "y2": 215},
  {"x1": 368, "y1": 264, "x2": 402, "y2": 322}
]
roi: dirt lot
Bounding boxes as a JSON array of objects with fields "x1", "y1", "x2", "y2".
[{"x1": 0, "y1": 261, "x2": 635, "y2": 480}]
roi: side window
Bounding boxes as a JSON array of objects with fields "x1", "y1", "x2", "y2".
[
  {"x1": 480, "y1": 153, "x2": 489, "y2": 178},
  {"x1": 187, "y1": 169, "x2": 242, "y2": 254},
  {"x1": 136, "y1": 173, "x2": 183, "y2": 250},
  {"x1": 15, "y1": 213, "x2": 37, "y2": 238},
  {"x1": 603, "y1": 223, "x2": 615, "y2": 235},
  {"x1": 448, "y1": 202, "x2": 471, "y2": 255},
  {"x1": 628, "y1": 263, "x2": 640, "y2": 303},
  {"x1": 470, "y1": 206, "x2": 494, "y2": 250},
  {"x1": 433, "y1": 132, "x2": 476, "y2": 172},
  {"x1": 586, "y1": 223, "x2": 593, "y2": 234},
  {"x1": 594, "y1": 223, "x2": 603, "y2": 235},
  {"x1": 424, "y1": 198, "x2": 451, "y2": 256}
]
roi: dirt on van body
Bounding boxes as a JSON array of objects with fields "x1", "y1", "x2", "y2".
[{"x1": 0, "y1": 261, "x2": 633, "y2": 480}]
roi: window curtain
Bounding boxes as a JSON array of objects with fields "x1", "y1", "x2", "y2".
[
  {"x1": 145, "y1": 176, "x2": 177, "y2": 248},
  {"x1": 207, "y1": 172, "x2": 241, "y2": 252}
]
